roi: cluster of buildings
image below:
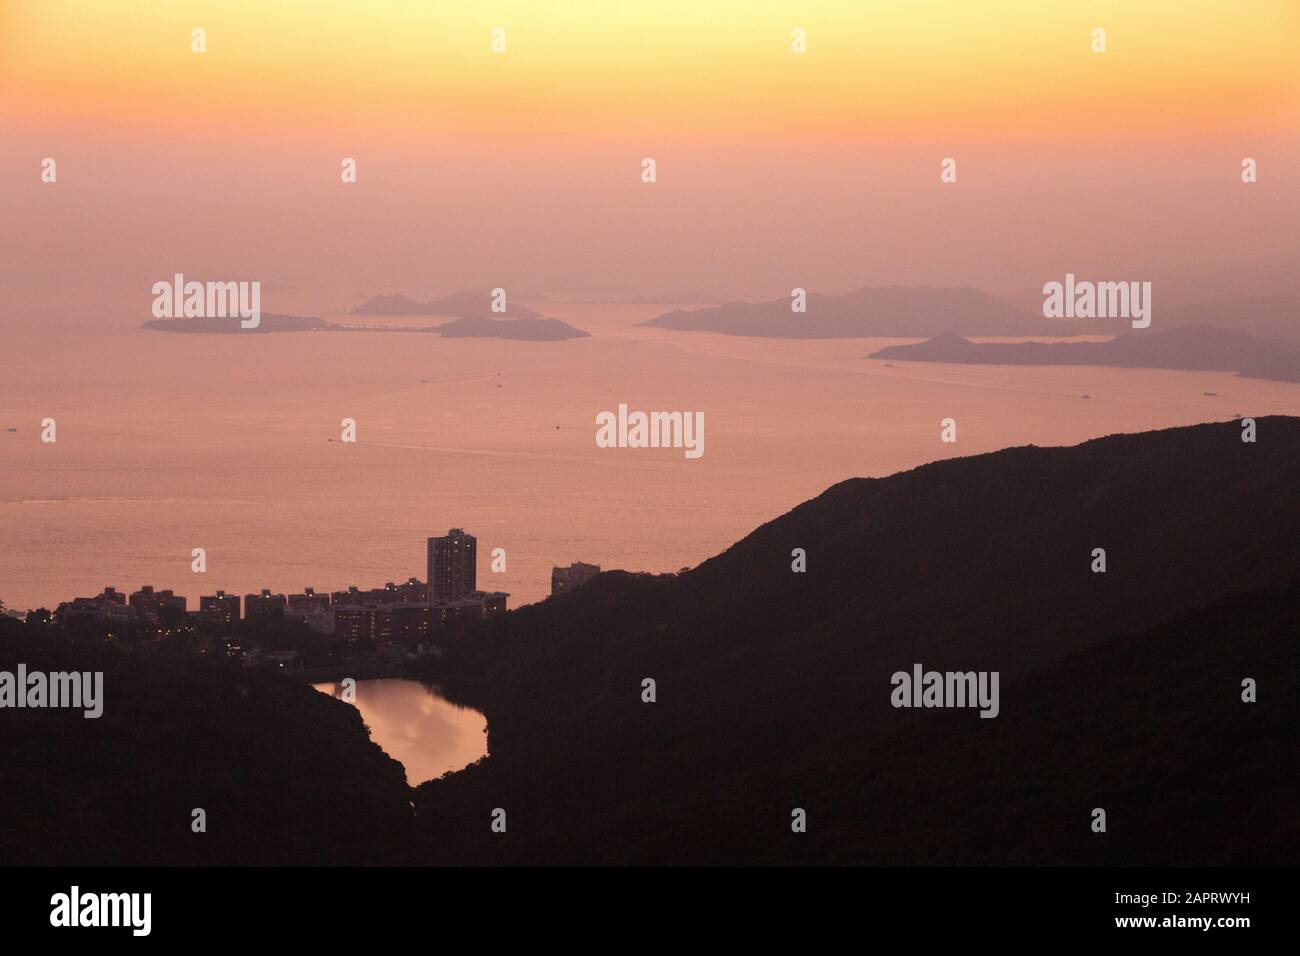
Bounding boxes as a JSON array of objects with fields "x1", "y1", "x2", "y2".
[
  {"x1": 55, "y1": 585, "x2": 187, "y2": 625},
  {"x1": 50, "y1": 530, "x2": 607, "y2": 642},
  {"x1": 327, "y1": 529, "x2": 507, "y2": 640},
  {"x1": 55, "y1": 529, "x2": 509, "y2": 642}
]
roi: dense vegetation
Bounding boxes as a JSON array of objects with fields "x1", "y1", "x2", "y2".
[
  {"x1": 409, "y1": 416, "x2": 1300, "y2": 863},
  {"x1": 3, "y1": 417, "x2": 1296, "y2": 864},
  {"x1": 0, "y1": 621, "x2": 408, "y2": 864}
]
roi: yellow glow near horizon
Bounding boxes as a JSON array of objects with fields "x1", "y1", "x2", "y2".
[{"x1": 2, "y1": 0, "x2": 1298, "y2": 141}]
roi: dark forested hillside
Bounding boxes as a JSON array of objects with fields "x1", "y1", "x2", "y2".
[
  {"x1": 410, "y1": 417, "x2": 1300, "y2": 863},
  {"x1": 0, "y1": 625, "x2": 410, "y2": 865},
  {"x1": 4, "y1": 418, "x2": 1296, "y2": 865}
]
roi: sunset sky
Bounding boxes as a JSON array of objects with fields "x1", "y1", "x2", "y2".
[{"x1": 2, "y1": 0, "x2": 1298, "y2": 316}]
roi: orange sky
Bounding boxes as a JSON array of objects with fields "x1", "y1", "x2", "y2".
[
  {"x1": 5, "y1": 0, "x2": 1299, "y2": 141},
  {"x1": 2, "y1": 0, "x2": 1298, "y2": 314}
]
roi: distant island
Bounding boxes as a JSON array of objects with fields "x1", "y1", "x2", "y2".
[
  {"x1": 143, "y1": 312, "x2": 589, "y2": 341},
  {"x1": 142, "y1": 313, "x2": 330, "y2": 334},
  {"x1": 867, "y1": 323, "x2": 1300, "y2": 383},
  {"x1": 436, "y1": 315, "x2": 589, "y2": 340},
  {"x1": 351, "y1": 290, "x2": 543, "y2": 319},
  {"x1": 639, "y1": 285, "x2": 1131, "y2": 339}
]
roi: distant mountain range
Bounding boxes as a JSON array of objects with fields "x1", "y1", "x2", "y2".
[
  {"x1": 352, "y1": 290, "x2": 543, "y2": 318},
  {"x1": 867, "y1": 324, "x2": 1300, "y2": 382},
  {"x1": 559, "y1": 293, "x2": 727, "y2": 306},
  {"x1": 640, "y1": 285, "x2": 1131, "y2": 338},
  {"x1": 142, "y1": 313, "x2": 589, "y2": 341}
]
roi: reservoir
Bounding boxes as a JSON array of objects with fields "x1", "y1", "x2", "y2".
[{"x1": 312, "y1": 678, "x2": 487, "y2": 785}]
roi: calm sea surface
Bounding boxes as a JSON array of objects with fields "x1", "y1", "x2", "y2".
[{"x1": 4, "y1": 302, "x2": 1299, "y2": 611}]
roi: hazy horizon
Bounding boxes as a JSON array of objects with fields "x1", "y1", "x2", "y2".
[{"x1": 3, "y1": 1, "x2": 1300, "y2": 339}]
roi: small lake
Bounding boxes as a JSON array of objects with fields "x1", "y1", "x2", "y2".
[{"x1": 312, "y1": 678, "x2": 488, "y2": 785}]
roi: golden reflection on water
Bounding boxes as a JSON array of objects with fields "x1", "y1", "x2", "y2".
[{"x1": 313, "y1": 678, "x2": 487, "y2": 785}]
